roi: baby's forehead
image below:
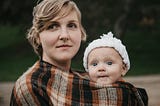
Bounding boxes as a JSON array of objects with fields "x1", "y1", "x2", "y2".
[
  {"x1": 89, "y1": 47, "x2": 118, "y2": 54},
  {"x1": 88, "y1": 47, "x2": 123, "y2": 60}
]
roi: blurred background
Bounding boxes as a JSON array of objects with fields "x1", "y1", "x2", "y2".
[{"x1": 0, "y1": 0, "x2": 160, "y2": 81}]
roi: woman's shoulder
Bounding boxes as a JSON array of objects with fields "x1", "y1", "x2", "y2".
[{"x1": 10, "y1": 60, "x2": 52, "y2": 105}]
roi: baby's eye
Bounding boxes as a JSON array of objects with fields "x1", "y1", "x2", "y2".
[
  {"x1": 47, "y1": 22, "x2": 59, "y2": 30},
  {"x1": 106, "y1": 61, "x2": 112, "y2": 65},
  {"x1": 67, "y1": 23, "x2": 77, "y2": 29},
  {"x1": 92, "y1": 62, "x2": 98, "y2": 66}
]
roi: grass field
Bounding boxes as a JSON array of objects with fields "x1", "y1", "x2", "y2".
[{"x1": 0, "y1": 25, "x2": 160, "y2": 81}]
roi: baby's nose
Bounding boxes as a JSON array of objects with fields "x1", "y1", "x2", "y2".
[{"x1": 98, "y1": 64, "x2": 106, "y2": 72}]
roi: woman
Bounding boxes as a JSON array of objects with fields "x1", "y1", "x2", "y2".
[
  {"x1": 10, "y1": 0, "x2": 86, "y2": 105},
  {"x1": 10, "y1": 0, "x2": 148, "y2": 105}
]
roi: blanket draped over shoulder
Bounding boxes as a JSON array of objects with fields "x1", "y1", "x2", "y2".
[{"x1": 10, "y1": 60, "x2": 148, "y2": 106}]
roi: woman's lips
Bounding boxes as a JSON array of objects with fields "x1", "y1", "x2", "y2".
[{"x1": 56, "y1": 45, "x2": 72, "y2": 48}]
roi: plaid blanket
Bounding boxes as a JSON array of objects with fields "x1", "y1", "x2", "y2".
[{"x1": 10, "y1": 60, "x2": 148, "y2": 106}]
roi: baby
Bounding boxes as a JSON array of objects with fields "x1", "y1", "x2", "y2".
[
  {"x1": 83, "y1": 33, "x2": 148, "y2": 105},
  {"x1": 83, "y1": 32, "x2": 130, "y2": 85}
]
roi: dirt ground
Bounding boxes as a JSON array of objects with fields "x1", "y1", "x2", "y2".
[{"x1": 0, "y1": 74, "x2": 160, "y2": 106}]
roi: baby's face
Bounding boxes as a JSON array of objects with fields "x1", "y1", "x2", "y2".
[{"x1": 88, "y1": 47, "x2": 127, "y2": 85}]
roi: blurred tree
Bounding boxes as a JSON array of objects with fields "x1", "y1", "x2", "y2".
[
  {"x1": 75, "y1": 0, "x2": 160, "y2": 41},
  {"x1": 0, "y1": 0, "x2": 35, "y2": 25},
  {"x1": 113, "y1": 0, "x2": 159, "y2": 39},
  {"x1": 0, "y1": 0, "x2": 159, "y2": 39}
]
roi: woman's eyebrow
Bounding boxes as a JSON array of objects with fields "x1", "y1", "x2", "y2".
[{"x1": 68, "y1": 20, "x2": 79, "y2": 23}]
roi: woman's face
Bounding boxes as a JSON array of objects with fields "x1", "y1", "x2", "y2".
[
  {"x1": 39, "y1": 11, "x2": 82, "y2": 68},
  {"x1": 88, "y1": 47, "x2": 127, "y2": 85}
]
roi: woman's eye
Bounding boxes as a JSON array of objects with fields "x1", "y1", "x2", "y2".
[
  {"x1": 106, "y1": 61, "x2": 112, "y2": 65},
  {"x1": 47, "y1": 22, "x2": 59, "y2": 30},
  {"x1": 68, "y1": 23, "x2": 77, "y2": 29}
]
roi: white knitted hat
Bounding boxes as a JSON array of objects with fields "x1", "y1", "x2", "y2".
[{"x1": 83, "y1": 31, "x2": 130, "y2": 72}]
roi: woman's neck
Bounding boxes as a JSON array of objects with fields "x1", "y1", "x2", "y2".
[
  {"x1": 57, "y1": 61, "x2": 71, "y2": 71},
  {"x1": 42, "y1": 57, "x2": 71, "y2": 71}
]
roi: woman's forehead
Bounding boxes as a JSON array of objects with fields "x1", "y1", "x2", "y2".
[{"x1": 50, "y1": 10, "x2": 79, "y2": 22}]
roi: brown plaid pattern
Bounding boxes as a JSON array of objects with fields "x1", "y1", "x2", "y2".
[{"x1": 10, "y1": 60, "x2": 148, "y2": 106}]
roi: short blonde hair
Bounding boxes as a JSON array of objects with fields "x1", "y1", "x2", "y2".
[{"x1": 27, "y1": 0, "x2": 86, "y2": 56}]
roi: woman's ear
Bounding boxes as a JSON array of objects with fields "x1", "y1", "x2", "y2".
[
  {"x1": 37, "y1": 35, "x2": 41, "y2": 46},
  {"x1": 121, "y1": 63, "x2": 128, "y2": 76}
]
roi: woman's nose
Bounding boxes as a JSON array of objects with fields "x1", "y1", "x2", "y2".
[{"x1": 59, "y1": 27, "x2": 69, "y2": 41}]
